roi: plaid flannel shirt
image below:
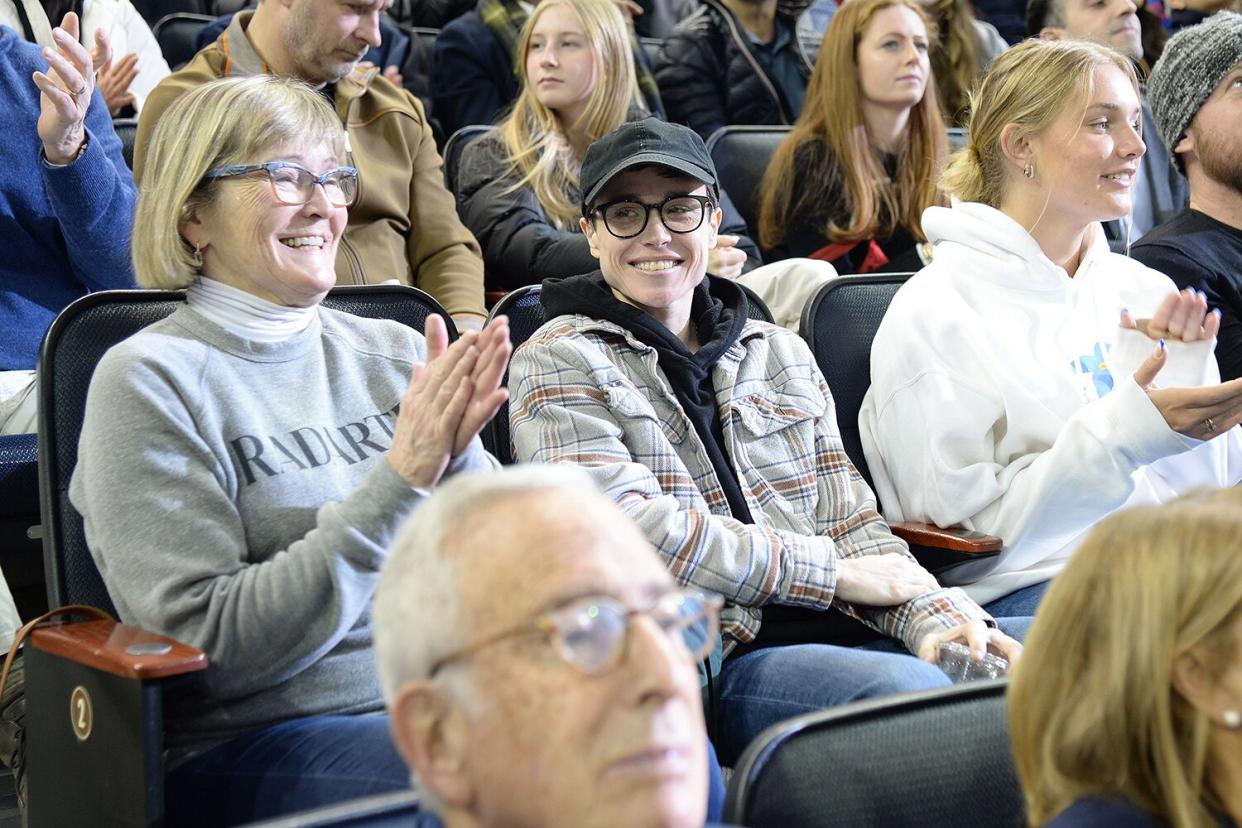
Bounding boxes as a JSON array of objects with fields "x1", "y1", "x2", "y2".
[{"x1": 509, "y1": 313, "x2": 991, "y2": 654}]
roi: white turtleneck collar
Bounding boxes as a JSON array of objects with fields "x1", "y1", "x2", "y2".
[{"x1": 186, "y1": 278, "x2": 318, "y2": 343}]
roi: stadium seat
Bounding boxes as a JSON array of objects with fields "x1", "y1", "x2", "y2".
[
  {"x1": 704, "y1": 125, "x2": 792, "y2": 234},
  {"x1": 152, "y1": 12, "x2": 215, "y2": 69},
  {"x1": 639, "y1": 35, "x2": 661, "y2": 66},
  {"x1": 408, "y1": 26, "x2": 439, "y2": 66},
  {"x1": 25, "y1": 285, "x2": 455, "y2": 828},
  {"x1": 442, "y1": 123, "x2": 492, "y2": 196},
  {"x1": 800, "y1": 273, "x2": 1001, "y2": 575},
  {"x1": 133, "y1": 0, "x2": 204, "y2": 28},
  {"x1": 483, "y1": 285, "x2": 542, "y2": 464},
  {"x1": 0, "y1": 433, "x2": 43, "y2": 620},
  {"x1": 724, "y1": 680, "x2": 1024, "y2": 828},
  {"x1": 111, "y1": 117, "x2": 138, "y2": 170},
  {"x1": 245, "y1": 790, "x2": 420, "y2": 827},
  {"x1": 484, "y1": 282, "x2": 773, "y2": 464}
]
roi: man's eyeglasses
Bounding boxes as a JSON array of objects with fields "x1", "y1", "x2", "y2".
[
  {"x1": 202, "y1": 161, "x2": 359, "y2": 207},
  {"x1": 428, "y1": 588, "x2": 722, "y2": 677},
  {"x1": 592, "y1": 195, "x2": 715, "y2": 239}
]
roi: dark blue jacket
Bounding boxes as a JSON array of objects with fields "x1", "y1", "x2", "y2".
[
  {"x1": 1046, "y1": 796, "x2": 1237, "y2": 828},
  {"x1": 432, "y1": 5, "x2": 515, "y2": 139},
  {"x1": 0, "y1": 25, "x2": 136, "y2": 371}
]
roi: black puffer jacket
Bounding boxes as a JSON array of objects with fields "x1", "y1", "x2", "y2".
[
  {"x1": 655, "y1": 0, "x2": 813, "y2": 140},
  {"x1": 456, "y1": 130, "x2": 763, "y2": 292}
]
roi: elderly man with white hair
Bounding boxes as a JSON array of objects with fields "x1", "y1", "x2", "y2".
[{"x1": 374, "y1": 465, "x2": 728, "y2": 828}]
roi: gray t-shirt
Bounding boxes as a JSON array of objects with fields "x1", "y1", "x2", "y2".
[{"x1": 70, "y1": 305, "x2": 496, "y2": 751}]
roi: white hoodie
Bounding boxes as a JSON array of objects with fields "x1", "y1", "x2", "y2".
[{"x1": 859, "y1": 202, "x2": 1242, "y2": 605}]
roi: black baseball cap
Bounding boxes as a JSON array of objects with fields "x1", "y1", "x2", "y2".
[{"x1": 579, "y1": 118, "x2": 720, "y2": 216}]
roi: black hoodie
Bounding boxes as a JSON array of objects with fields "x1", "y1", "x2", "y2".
[{"x1": 541, "y1": 271, "x2": 754, "y2": 524}]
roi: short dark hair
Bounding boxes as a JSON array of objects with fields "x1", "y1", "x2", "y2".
[{"x1": 1026, "y1": 0, "x2": 1065, "y2": 36}]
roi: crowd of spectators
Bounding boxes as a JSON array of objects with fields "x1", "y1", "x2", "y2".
[{"x1": 2, "y1": 0, "x2": 1242, "y2": 824}]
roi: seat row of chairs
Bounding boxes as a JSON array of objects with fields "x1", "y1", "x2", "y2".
[
  {"x1": 22, "y1": 274, "x2": 1003, "y2": 826},
  {"x1": 240, "y1": 678, "x2": 1023, "y2": 828},
  {"x1": 147, "y1": 12, "x2": 667, "y2": 75}
]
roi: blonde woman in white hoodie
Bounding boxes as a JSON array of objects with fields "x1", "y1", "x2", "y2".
[{"x1": 859, "y1": 38, "x2": 1242, "y2": 619}]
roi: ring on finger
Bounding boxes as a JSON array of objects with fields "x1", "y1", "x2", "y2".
[{"x1": 1205, "y1": 417, "x2": 1217, "y2": 433}]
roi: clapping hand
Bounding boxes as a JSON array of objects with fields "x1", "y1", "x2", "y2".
[
  {"x1": 32, "y1": 12, "x2": 110, "y2": 164},
  {"x1": 1120, "y1": 288, "x2": 1220, "y2": 343},
  {"x1": 1121, "y1": 290, "x2": 1242, "y2": 440},
  {"x1": 423, "y1": 313, "x2": 511, "y2": 456},
  {"x1": 96, "y1": 50, "x2": 139, "y2": 115},
  {"x1": 708, "y1": 234, "x2": 747, "y2": 281},
  {"x1": 386, "y1": 315, "x2": 510, "y2": 490}
]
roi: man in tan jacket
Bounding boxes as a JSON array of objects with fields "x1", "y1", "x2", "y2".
[{"x1": 134, "y1": 0, "x2": 487, "y2": 327}]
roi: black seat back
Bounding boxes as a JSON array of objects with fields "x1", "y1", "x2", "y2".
[
  {"x1": 37, "y1": 285, "x2": 454, "y2": 613},
  {"x1": 704, "y1": 125, "x2": 792, "y2": 234},
  {"x1": 725, "y1": 681, "x2": 1025, "y2": 828},
  {"x1": 248, "y1": 790, "x2": 420, "y2": 827},
  {"x1": 800, "y1": 273, "x2": 912, "y2": 492},
  {"x1": 442, "y1": 124, "x2": 492, "y2": 194},
  {"x1": 409, "y1": 26, "x2": 439, "y2": 65},
  {"x1": 111, "y1": 118, "x2": 139, "y2": 170},
  {"x1": 485, "y1": 285, "x2": 543, "y2": 465},
  {"x1": 152, "y1": 12, "x2": 215, "y2": 69},
  {"x1": 486, "y1": 283, "x2": 773, "y2": 464}
]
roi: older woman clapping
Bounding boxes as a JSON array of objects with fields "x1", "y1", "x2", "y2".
[{"x1": 68, "y1": 75, "x2": 509, "y2": 827}]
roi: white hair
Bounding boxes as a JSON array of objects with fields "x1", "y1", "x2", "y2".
[{"x1": 373, "y1": 464, "x2": 600, "y2": 707}]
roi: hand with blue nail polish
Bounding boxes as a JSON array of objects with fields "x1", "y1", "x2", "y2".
[
  {"x1": 1132, "y1": 338, "x2": 1242, "y2": 440},
  {"x1": 1121, "y1": 288, "x2": 1220, "y2": 343}
]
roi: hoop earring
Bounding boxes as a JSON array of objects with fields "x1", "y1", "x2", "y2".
[
  {"x1": 1023, "y1": 162, "x2": 1035, "y2": 179},
  {"x1": 1224, "y1": 709, "x2": 1242, "y2": 729}
]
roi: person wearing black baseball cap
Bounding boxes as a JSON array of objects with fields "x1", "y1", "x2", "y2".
[{"x1": 508, "y1": 117, "x2": 1020, "y2": 767}]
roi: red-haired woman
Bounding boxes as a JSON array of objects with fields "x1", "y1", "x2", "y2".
[{"x1": 757, "y1": 0, "x2": 947, "y2": 274}]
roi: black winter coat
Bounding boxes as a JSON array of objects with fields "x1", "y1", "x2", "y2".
[
  {"x1": 456, "y1": 131, "x2": 763, "y2": 292},
  {"x1": 654, "y1": 0, "x2": 813, "y2": 140}
]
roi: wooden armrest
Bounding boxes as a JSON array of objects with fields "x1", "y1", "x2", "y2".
[
  {"x1": 485, "y1": 290, "x2": 507, "y2": 308},
  {"x1": 890, "y1": 521, "x2": 1002, "y2": 554},
  {"x1": 29, "y1": 619, "x2": 207, "y2": 681}
]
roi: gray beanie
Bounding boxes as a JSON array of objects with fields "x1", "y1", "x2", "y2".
[{"x1": 1147, "y1": 11, "x2": 1242, "y2": 168}]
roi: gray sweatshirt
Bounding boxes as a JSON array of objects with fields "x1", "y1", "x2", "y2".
[{"x1": 69, "y1": 305, "x2": 496, "y2": 750}]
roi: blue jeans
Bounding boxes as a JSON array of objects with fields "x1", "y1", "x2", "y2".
[
  {"x1": 165, "y1": 714, "x2": 410, "y2": 827},
  {"x1": 716, "y1": 644, "x2": 952, "y2": 766},
  {"x1": 982, "y1": 581, "x2": 1050, "y2": 618}
]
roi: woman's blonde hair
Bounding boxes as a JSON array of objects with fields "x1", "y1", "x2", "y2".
[
  {"x1": 1009, "y1": 488, "x2": 1242, "y2": 828},
  {"x1": 497, "y1": 0, "x2": 643, "y2": 229},
  {"x1": 940, "y1": 37, "x2": 1137, "y2": 207},
  {"x1": 757, "y1": 0, "x2": 947, "y2": 250},
  {"x1": 132, "y1": 76, "x2": 347, "y2": 289},
  {"x1": 923, "y1": 0, "x2": 982, "y2": 126}
]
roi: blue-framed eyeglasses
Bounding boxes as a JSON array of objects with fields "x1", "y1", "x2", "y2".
[
  {"x1": 202, "y1": 161, "x2": 359, "y2": 207},
  {"x1": 428, "y1": 588, "x2": 723, "y2": 677}
]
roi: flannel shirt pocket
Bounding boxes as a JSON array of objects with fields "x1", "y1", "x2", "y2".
[
  {"x1": 730, "y1": 379, "x2": 827, "y2": 529},
  {"x1": 602, "y1": 381, "x2": 690, "y2": 447}
]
